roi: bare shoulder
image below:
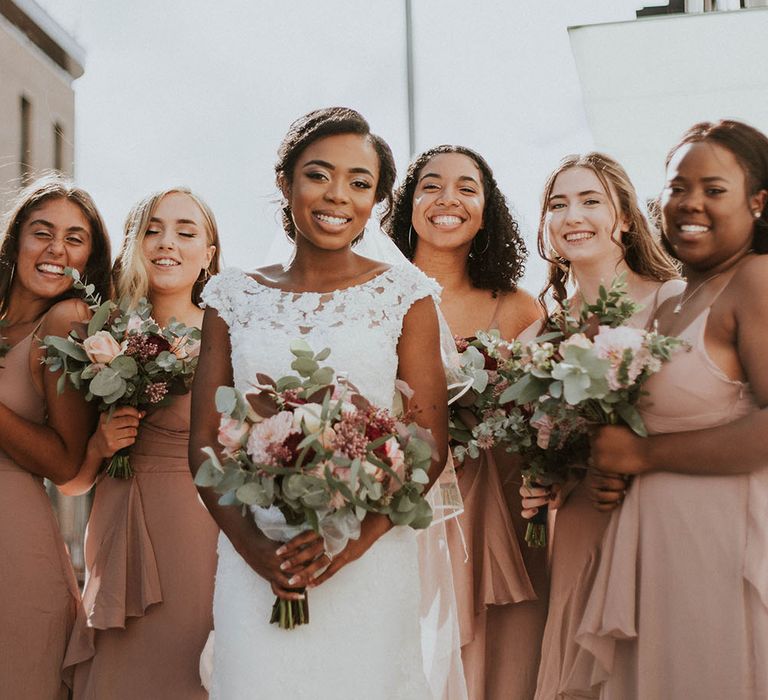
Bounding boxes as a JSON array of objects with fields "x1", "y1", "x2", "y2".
[
  {"x1": 40, "y1": 298, "x2": 91, "y2": 335},
  {"x1": 732, "y1": 254, "x2": 768, "y2": 290},
  {"x1": 498, "y1": 287, "x2": 544, "y2": 340}
]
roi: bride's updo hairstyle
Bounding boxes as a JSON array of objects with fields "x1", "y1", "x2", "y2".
[
  {"x1": 275, "y1": 107, "x2": 397, "y2": 243},
  {"x1": 112, "y1": 187, "x2": 221, "y2": 308},
  {"x1": 663, "y1": 119, "x2": 768, "y2": 255},
  {"x1": 0, "y1": 173, "x2": 111, "y2": 314},
  {"x1": 386, "y1": 145, "x2": 527, "y2": 294},
  {"x1": 538, "y1": 152, "x2": 678, "y2": 308}
]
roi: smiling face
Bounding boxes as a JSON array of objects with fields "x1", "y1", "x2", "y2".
[
  {"x1": 14, "y1": 197, "x2": 93, "y2": 300},
  {"x1": 545, "y1": 166, "x2": 627, "y2": 267},
  {"x1": 411, "y1": 152, "x2": 485, "y2": 252},
  {"x1": 661, "y1": 141, "x2": 766, "y2": 272},
  {"x1": 286, "y1": 132, "x2": 379, "y2": 251},
  {"x1": 140, "y1": 192, "x2": 215, "y2": 298}
]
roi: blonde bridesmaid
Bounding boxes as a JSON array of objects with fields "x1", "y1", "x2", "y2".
[
  {"x1": 0, "y1": 175, "x2": 111, "y2": 698},
  {"x1": 520, "y1": 153, "x2": 681, "y2": 700},
  {"x1": 582, "y1": 120, "x2": 768, "y2": 699},
  {"x1": 388, "y1": 145, "x2": 544, "y2": 699},
  {"x1": 63, "y1": 188, "x2": 221, "y2": 699}
]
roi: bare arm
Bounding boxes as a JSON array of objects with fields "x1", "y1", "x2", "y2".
[
  {"x1": 591, "y1": 258, "x2": 768, "y2": 476},
  {"x1": 0, "y1": 299, "x2": 97, "y2": 484},
  {"x1": 189, "y1": 307, "x2": 303, "y2": 600}
]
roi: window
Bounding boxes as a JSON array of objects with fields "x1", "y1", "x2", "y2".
[
  {"x1": 54, "y1": 122, "x2": 64, "y2": 171},
  {"x1": 20, "y1": 96, "x2": 31, "y2": 183}
]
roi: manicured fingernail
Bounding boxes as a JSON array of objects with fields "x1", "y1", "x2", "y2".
[
  {"x1": 279, "y1": 561, "x2": 290, "y2": 571},
  {"x1": 276, "y1": 546, "x2": 286, "y2": 556},
  {"x1": 288, "y1": 576, "x2": 300, "y2": 586}
]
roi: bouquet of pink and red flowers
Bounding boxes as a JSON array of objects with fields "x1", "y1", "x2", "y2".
[
  {"x1": 495, "y1": 276, "x2": 685, "y2": 546},
  {"x1": 195, "y1": 340, "x2": 437, "y2": 629},
  {"x1": 42, "y1": 268, "x2": 200, "y2": 478},
  {"x1": 449, "y1": 332, "x2": 531, "y2": 465}
]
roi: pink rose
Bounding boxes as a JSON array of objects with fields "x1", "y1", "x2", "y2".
[
  {"x1": 126, "y1": 313, "x2": 143, "y2": 333},
  {"x1": 560, "y1": 333, "x2": 592, "y2": 351},
  {"x1": 171, "y1": 336, "x2": 200, "y2": 360},
  {"x1": 217, "y1": 415, "x2": 249, "y2": 453},
  {"x1": 384, "y1": 437, "x2": 406, "y2": 494},
  {"x1": 83, "y1": 330, "x2": 123, "y2": 364},
  {"x1": 531, "y1": 414, "x2": 554, "y2": 450}
]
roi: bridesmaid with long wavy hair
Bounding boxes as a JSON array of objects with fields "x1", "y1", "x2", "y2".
[
  {"x1": 63, "y1": 187, "x2": 221, "y2": 699},
  {"x1": 580, "y1": 120, "x2": 768, "y2": 699},
  {"x1": 520, "y1": 152, "x2": 681, "y2": 700},
  {"x1": 0, "y1": 174, "x2": 111, "y2": 698},
  {"x1": 387, "y1": 145, "x2": 543, "y2": 699}
]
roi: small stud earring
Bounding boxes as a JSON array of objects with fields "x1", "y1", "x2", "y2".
[{"x1": 755, "y1": 211, "x2": 762, "y2": 219}]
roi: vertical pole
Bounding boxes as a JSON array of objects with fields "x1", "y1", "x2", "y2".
[{"x1": 405, "y1": 0, "x2": 416, "y2": 156}]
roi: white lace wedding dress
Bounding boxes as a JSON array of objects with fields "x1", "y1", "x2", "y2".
[{"x1": 202, "y1": 264, "x2": 440, "y2": 699}]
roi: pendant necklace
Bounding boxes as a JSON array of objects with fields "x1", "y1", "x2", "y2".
[{"x1": 672, "y1": 272, "x2": 724, "y2": 314}]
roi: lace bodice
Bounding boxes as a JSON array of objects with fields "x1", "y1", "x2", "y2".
[{"x1": 202, "y1": 265, "x2": 441, "y2": 409}]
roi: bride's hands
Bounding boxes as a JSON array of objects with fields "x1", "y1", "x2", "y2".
[
  {"x1": 275, "y1": 514, "x2": 393, "y2": 590},
  {"x1": 237, "y1": 533, "x2": 309, "y2": 602}
]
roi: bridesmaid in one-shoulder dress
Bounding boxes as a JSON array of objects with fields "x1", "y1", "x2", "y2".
[
  {"x1": 0, "y1": 176, "x2": 111, "y2": 698},
  {"x1": 581, "y1": 120, "x2": 768, "y2": 699},
  {"x1": 519, "y1": 153, "x2": 681, "y2": 700},
  {"x1": 64, "y1": 188, "x2": 221, "y2": 699},
  {"x1": 387, "y1": 145, "x2": 544, "y2": 699}
]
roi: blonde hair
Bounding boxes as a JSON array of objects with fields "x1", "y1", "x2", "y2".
[
  {"x1": 537, "y1": 152, "x2": 679, "y2": 308},
  {"x1": 0, "y1": 172, "x2": 111, "y2": 315},
  {"x1": 112, "y1": 187, "x2": 221, "y2": 308}
]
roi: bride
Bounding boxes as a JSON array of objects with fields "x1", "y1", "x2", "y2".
[{"x1": 189, "y1": 107, "x2": 449, "y2": 699}]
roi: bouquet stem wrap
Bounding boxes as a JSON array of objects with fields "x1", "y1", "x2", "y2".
[{"x1": 106, "y1": 446, "x2": 133, "y2": 480}]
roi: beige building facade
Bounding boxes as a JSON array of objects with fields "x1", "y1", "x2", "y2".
[
  {"x1": 0, "y1": 0, "x2": 83, "y2": 211},
  {"x1": 1, "y1": 0, "x2": 89, "y2": 580}
]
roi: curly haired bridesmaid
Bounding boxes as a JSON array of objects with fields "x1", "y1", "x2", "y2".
[{"x1": 388, "y1": 145, "x2": 544, "y2": 699}]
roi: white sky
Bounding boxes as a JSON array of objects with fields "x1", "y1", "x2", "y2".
[{"x1": 35, "y1": 0, "x2": 650, "y2": 288}]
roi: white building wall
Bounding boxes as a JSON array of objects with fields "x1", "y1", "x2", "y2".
[{"x1": 569, "y1": 7, "x2": 768, "y2": 200}]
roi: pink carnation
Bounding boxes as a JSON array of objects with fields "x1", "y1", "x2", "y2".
[
  {"x1": 593, "y1": 326, "x2": 650, "y2": 390},
  {"x1": 246, "y1": 411, "x2": 298, "y2": 465}
]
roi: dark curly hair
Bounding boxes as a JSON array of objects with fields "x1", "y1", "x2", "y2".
[
  {"x1": 384, "y1": 145, "x2": 527, "y2": 294},
  {"x1": 664, "y1": 119, "x2": 768, "y2": 255},
  {"x1": 275, "y1": 107, "x2": 397, "y2": 243}
]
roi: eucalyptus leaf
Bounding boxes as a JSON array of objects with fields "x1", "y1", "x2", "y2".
[
  {"x1": 89, "y1": 368, "x2": 126, "y2": 397},
  {"x1": 87, "y1": 301, "x2": 114, "y2": 337}
]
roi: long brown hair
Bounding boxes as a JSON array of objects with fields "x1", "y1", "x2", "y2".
[
  {"x1": 537, "y1": 152, "x2": 678, "y2": 309},
  {"x1": 0, "y1": 173, "x2": 112, "y2": 315}
]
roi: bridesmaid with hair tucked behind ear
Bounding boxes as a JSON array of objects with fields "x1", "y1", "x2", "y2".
[
  {"x1": 63, "y1": 188, "x2": 221, "y2": 699},
  {"x1": 519, "y1": 152, "x2": 681, "y2": 700},
  {"x1": 387, "y1": 145, "x2": 544, "y2": 700},
  {"x1": 577, "y1": 120, "x2": 768, "y2": 700},
  {"x1": 0, "y1": 174, "x2": 111, "y2": 698}
]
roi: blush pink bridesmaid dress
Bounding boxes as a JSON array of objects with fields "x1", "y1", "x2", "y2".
[
  {"x1": 69, "y1": 393, "x2": 219, "y2": 699},
  {"x1": 0, "y1": 330, "x2": 82, "y2": 698},
  {"x1": 573, "y1": 279, "x2": 768, "y2": 699}
]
